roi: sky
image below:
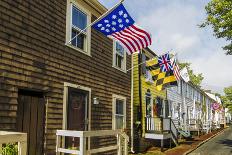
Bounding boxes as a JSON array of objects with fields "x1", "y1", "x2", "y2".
[{"x1": 98, "y1": 0, "x2": 232, "y2": 94}]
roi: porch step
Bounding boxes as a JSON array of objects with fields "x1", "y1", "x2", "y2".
[
  {"x1": 179, "y1": 129, "x2": 191, "y2": 138},
  {"x1": 145, "y1": 133, "x2": 178, "y2": 146},
  {"x1": 172, "y1": 119, "x2": 179, "y2": 128},
  {"x1": 145, "y1": 133, "x2": 171, "y2": 140}
]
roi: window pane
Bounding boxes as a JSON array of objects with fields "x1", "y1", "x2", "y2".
[
  {"x1": 72, "y1": 6, "x2": 87, "y2": 30},
  {"x1": 71, "y1": 29, "x2": 85, "y2": 50},
  {"x1": 116, "y1": 99, "x2": 124, "y2": 115},
  {"x1": 116, "y1": 42, "x2": 124, "y2": 56},
  {"x1": 116, "y1": 115, "x2": 123, "y2": 129},
  {"x1": 146, "y1": 96, "x2": 151, "y2": 117},
  {"x1": 116, "y1": 54, "x2": 123, "y2": 69}
]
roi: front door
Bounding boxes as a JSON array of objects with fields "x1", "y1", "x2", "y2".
[
  {"x1": 17, "y1": 90, "x2": 45, "y2": 155},
  {"x1": 66, "y1": 87, "x2": 89, "y2": 148}
]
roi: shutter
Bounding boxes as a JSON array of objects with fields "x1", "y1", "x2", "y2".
[{"x1": 141, "y1": 53, "x2": 146, "y2": 75}]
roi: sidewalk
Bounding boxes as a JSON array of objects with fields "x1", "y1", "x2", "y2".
[{"x1": 135, "y1": 128, "x2": 224, "y2": 155}]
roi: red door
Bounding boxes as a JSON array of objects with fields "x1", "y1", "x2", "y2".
[{"x1": 66, "y1": 87, "x2": 89, "y2": 148}]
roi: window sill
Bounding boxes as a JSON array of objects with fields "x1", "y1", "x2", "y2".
[
  {"x1": 65, "y1": 43, "x2": 92, "y2": 57},
  {"x1": 112, "y1": 65, "x2": 127, "y2": 73}
]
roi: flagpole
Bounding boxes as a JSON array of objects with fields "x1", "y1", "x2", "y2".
[{"x1": 68, "y1": 0, "x2": 125, "y2": 44}]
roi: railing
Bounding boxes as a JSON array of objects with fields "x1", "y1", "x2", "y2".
[
  {"x1": 0, "y1": 131, "x2": 27, "y2": 155},
  {"x1": 145, "y1": 117, "x2": 178, "y2": 144},
  {"x1": 187, "y1": 119, "x2": 197, "y2": 125},
  {"x1": 145, "y1": 117, "x2": 162, "y2": 132},
  {"x1": 170, "y1": 119, "x2": 178, "y2": 140},
  {"x1": 202, "y1": 121, "x2": 211, "y2": 133},
  {"x1": 56, "y1": 130, "x2": 129, "y2": 155}
]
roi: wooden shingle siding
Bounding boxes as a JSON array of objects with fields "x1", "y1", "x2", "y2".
[{"x1": 0, "y1": 0, "x2": 131, "y2": 154}]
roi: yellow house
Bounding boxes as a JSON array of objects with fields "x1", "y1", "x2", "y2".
[{"x1": 132, "y1": 48, "x2": 178, "y2": 152}]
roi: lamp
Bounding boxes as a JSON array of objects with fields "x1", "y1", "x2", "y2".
[{"x1": 93, "y1": 97, "x2": 99, "y2": 105}]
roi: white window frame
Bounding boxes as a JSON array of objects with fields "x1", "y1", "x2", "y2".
[
  {"x1": 65, "y1": 0, "x2": 91, "y2": 56},
  {"x1": 112, "y1": 94, "x2": 126, "y2": 130},
  {"x1": 112, "y1": 41, "x2": 127, "y2": 73}
]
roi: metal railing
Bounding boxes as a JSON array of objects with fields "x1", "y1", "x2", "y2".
[
  {"x1": 56, "y1": 129, "x2": 129, "y2": 155},
  {"x1": 0, "y1": 131, "x2": 27, "y2": 155}
]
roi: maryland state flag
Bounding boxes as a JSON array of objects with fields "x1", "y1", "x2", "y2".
[{"x1": 146, "y1": 56, "x2": 177, "y2": 91}]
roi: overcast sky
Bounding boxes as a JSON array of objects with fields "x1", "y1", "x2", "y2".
[{"x1": 99, "y1": 0, "x2": 232, "y2": 94}]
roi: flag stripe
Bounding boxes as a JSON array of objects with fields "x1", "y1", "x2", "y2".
[
  {"x1": 126, "y1": 26, "x2": 147, "y2": 47},
  {"x1": 129, "y1": 26, "x2": 149, "y2": 47},
  {"x1": 111, "y1": 34, "x2": 133, "y2": 54},
  {"x1": 122, "y1": 29, "x2": 144, "y2": 49},
  {"x1": 114, "y1": 32, "x2": 137, "y2": 52},
  {"x1": 118, "y1": 31, "x2": 141, "y2": 51},
  {"x1": 131, "y1": 25, "x2": 152, "y2": 45}
]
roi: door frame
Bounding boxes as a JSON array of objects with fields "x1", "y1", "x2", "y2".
[{"x1": 62, "y1": 82, "x2": 92, "y2": 131}]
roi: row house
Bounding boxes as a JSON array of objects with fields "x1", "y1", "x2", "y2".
[
  {"x1": 167, "y1": 79, "x2": 221, "y2": 135},
  {"x1": 0, "y1": 0, "x2": 132, "y2": 154},
  {"x1": 132, "y1": 49, "x2": 178, "y2": 153},
  {"x1": 206, "y1": 92, "x2": 225, "y2": 129}
]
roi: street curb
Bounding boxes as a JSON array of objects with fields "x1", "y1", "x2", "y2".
[{"x1": 183, "y1": 129, "x2": 226, "y2": 155}]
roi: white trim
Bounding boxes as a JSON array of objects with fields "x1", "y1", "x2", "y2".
[
  {"x1": 66, "y1": 0, "x2": 91, "y2": 56},
  {"x1": 112, "y1": 41, "x2": 127, "y2": 73},
  {"x1": 112, "y1": 94, "x2": 127, "y2": 130}
]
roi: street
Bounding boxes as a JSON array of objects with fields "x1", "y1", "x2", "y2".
[{"x1": 189, "y1": 126, "x2": 232, "y2": 155}]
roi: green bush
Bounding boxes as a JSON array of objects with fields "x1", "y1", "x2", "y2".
[{"x1": 0, "y1": 143, "x2": 18, "y2": 155}]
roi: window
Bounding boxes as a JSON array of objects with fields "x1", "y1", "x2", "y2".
[
  {"x1": 66, "y1": 1, "x2": 91, "y2": 55},
  {"x1": 156, "y1": 97, "x2": 163, "y2": 117},
  {"x1": 112, "y1": 94, "x2": 126, "y2": 129},
  {"x1": 113, "y1": 41, "x2": 126, "y2": 72},
  {"x1": 146, "y1": 91, "x2": 153, "y2": 117}
]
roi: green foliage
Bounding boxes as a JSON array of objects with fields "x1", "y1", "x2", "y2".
[
  {"x1": 221, "y1": 86, "x2": 232, "y2": 112},
  {"x1": 179, "y1": 62, "x2": 204, "y2": 86},
  {"x1": 0, "y1": 143, "x2": 18, "y2": 155},
  {"x1": 201, "y1": 0, "x2": 232, "y2": 55}
]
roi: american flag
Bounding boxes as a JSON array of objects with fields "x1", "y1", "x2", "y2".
[
  {"x1": 158, "y1": 53, "x2": 173, "y2": 72},
  {"x1": 93, "y1": 4, "x2": 152, "y2": 54},
  {"x1": 171, "y1": 58, "x2": 181, "y2": 80}
]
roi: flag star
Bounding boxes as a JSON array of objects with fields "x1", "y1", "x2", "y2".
[
  {"x1": 105, "y1": 29, "x2": 110, "y2": 33},
  {"x1": 104, "y1": 20, "x2": 109, "y2": 23},
  {"x1": 112, "y1": 27, "x2": 116, "y2": 31},
  {"x1": 119, "y1": 24, "x2": 124, "y2": 28},
  {"x1": 112, "y1": 21, "x2": 117, "y2": 25},
  {"x1": 112, "y1": 15, "x2": 117, "y2": 19},
  {"x1": 118, "y1": 19, "x2": 122, "y2": 23},
  {"x1": 101, "y1": 27, "x2": 105, "y2": 31},
  {"x1": 123, "y1": 13, "x2": 128, "y2": 18},
  {"x1": 106, "y1": 24, "x2": 111, "y2": 27},
  {"x1": 97, "y1": 23, "x2": 102, "y2": 27},
  {"x1": 119, "y1": 10, "x2": 123, "y2": 16},
  {"x1": 125, "y1": 19, "x2": 130, "y2": 23}
]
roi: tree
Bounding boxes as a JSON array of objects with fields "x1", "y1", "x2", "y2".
[
  {"x1": 200, "y1": 0, "x2": 232, "y2": 55},
  {"x1": 221, "y1": 86, "x2": 232, "y2": 112},
  {"x1": 179, "y1": 62, "x2": 204, "y2": 86}
]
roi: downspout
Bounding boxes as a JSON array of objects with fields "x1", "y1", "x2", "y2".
[
  {"x1": 138, "y1": 52, "x2": 143, "y2": 130},
  {"x1": 131, "y1": 54, "x2": 135, "y2": 153}
]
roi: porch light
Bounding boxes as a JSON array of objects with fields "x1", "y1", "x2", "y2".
[{"x1": 93, "y1": 97, "x2": 99, "y2": 105}]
